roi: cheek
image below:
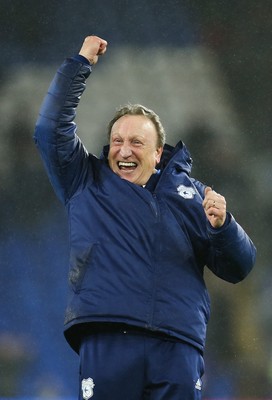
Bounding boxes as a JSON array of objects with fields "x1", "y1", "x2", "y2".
[
  {"x1": 108, "y1": 149, "x2": 116, "y2": 164},
  {"x1": 145, "y1": 156, "x2": 157, "y2": 171},
  {"x1": 108, "y1": 155, "x2": 115, "y2": 171}
]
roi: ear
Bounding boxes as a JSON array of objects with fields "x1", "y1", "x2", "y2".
[{"x1": 155, "y1": 147, "x2": 163, "y2": 164}]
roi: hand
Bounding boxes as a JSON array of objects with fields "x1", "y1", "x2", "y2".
[
  {"x1": 202, "y1": 187, "x2": 227, "y2": 228},
  {"x1": 79, "y1": 35, "x2": 108, "y2": 65}
]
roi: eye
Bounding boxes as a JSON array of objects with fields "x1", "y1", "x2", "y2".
[
  {"x1": 112, "y1": 137, "x2": 123, "y2": 144},
  {"x1": 132, "y1": 139, "x2": 143, "y2": 146}
]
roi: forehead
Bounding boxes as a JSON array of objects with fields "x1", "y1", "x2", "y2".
[{"x1": 111, "y1": 115, "x2": 157, "y2": 138}]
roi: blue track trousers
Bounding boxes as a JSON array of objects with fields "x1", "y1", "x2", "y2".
[{"x1": 79, "y1": 330, "x2": 204, "y2": 399}]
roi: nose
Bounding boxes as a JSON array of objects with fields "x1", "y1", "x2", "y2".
[{"x1": 120, "y1": 143, "x2": 132, "y2": 158}]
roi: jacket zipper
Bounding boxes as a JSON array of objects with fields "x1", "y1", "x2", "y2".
[{"x1": 147, "y1": 193, "x2": 160, "y2": 328}]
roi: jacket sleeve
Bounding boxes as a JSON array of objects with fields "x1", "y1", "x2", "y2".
[
  {"x1": 193, "y1": 179, "x2": 256, "y2": 283},
  {"x1": 33, "y1": 57, "x2": 93, "y2": 204},
  {"x1": 206, "y1": 215, "x2": 256, "y2": 283}
]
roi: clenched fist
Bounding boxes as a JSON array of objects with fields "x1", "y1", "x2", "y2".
[
  {"x1": 79, "y1": 35, "x2": 108, "y2": 65},
  {"x1": 202, "y1": 186, "x2": 227, "y2": 228}
]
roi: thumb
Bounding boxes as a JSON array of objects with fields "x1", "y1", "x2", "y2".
[
  {"x1": 98, "y1": 40, "x2": 108, "y2": 55},
  {"x1": 204, "y1": 186, "x2": 212, "y2": 196}
]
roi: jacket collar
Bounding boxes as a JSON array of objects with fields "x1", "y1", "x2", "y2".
[{"x1": 157, "y1": 141, "x2": 192, "y2": 175}]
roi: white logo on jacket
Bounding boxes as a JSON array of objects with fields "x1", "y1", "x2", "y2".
[
  {"x1": 177, "y1": 184, "x2": 196, "y2": 199},
  {"x1": 195, "y1": 378, "x2": 202, "y2": 390},
  {"x1": 82, "y1": 377, "x2": 95, "y2": 399}
]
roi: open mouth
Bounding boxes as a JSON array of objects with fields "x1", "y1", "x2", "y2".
[{"x1": 118, "y1": 161, "x2": 137, "y2": 170}]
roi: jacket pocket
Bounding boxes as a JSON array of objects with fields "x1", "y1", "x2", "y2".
[{"x1": 68, "y1": 243, "x2": 97, "y2": 293}]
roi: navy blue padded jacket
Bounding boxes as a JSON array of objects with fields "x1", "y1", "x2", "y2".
[{"x1": 34, "y1": 57, "x2": 256, "y2": 353}]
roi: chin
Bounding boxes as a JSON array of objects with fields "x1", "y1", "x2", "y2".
[{"x1": 124, "y1": 177, "x2": 136, "y2": 183}]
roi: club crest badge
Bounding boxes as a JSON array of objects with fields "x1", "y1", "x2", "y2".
[
  {"x1": 195, "y1": 378, "x2": 202, "y2": 390},
  {"x1": 82, "y1": 377, "x2": 95, "y2": 399},
  {"x1": 177, "y1": 184, "x2": 196, "y2": 199}
]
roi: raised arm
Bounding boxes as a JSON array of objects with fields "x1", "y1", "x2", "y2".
[{"x1": 34, "y1": 36, "x2": 108, "y2": 204}]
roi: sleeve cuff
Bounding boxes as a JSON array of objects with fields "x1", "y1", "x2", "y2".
[
  {"x1": 72, "y1": 54, "x2": 91, "y2": 65},
  {"x1": 207, "y1": 212, "x2": 231, "y2": 234}
]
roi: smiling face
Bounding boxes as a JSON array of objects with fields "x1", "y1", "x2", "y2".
[{"x1": 108, "y1": 115, "x2": 163, "y2": 186}]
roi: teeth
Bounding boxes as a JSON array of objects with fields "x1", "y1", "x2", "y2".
[{"x1": 118, "y1": 162, "x2": 137, "y2": 167}]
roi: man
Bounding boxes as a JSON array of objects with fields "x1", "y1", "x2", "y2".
[{"x1": 34, "y1": 36, "x2": 256, "y2": 400}]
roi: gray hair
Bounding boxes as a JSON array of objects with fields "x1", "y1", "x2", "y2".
[{"x1": 107, "y1": 104, "x2": 166, "y2": 148}]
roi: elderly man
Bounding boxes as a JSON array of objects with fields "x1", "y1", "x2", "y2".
[{"x1": 34, "y1": 36, "x2": 256, "y2": 400}]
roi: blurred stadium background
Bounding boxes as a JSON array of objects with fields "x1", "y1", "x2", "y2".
[{"x1": 0, "y1": 0, "x2": 272, "y2": 398}]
